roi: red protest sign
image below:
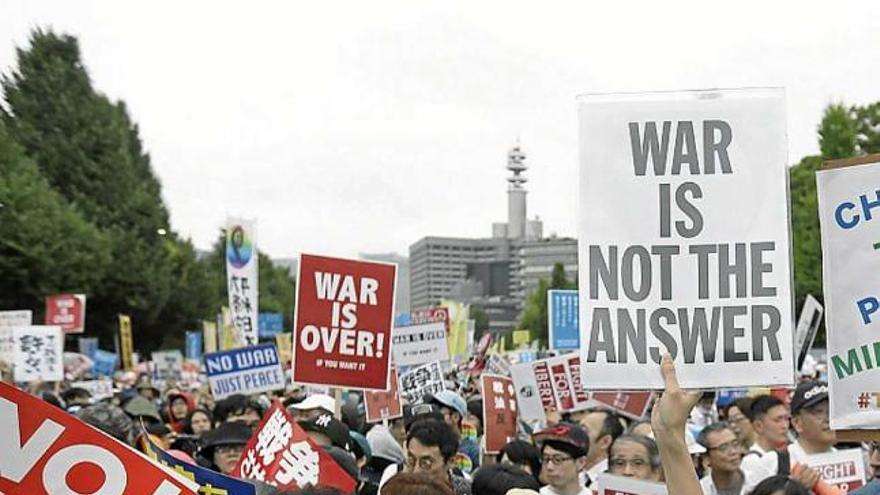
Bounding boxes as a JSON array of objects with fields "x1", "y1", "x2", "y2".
[
  {"x1": 293, "y1": 254, "x2": 396, "y2": 390},
  {"x1": 590, "y1": 391, "x2": 654, "y2": 420},
  {"x1": 0, "y1": 381, "x2": 198, "y2": 495},
  {"x1": 45, "y1": 293, "x2": 86, "y2": 334},
  {"x1": 482, "y1": 374, "x2": 518, "y2": 454},
  {"x1": 365, "y1": 366, "x2": 402, "y2": 423},
  {"x1": 236, "y1": 403, "x2": 356, "y2": 493},
  {"x1": 550, "y1": 361, "x2": 575, "y2": 411}
]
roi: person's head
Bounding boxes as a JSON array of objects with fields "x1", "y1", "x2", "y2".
[
  {"x1": 627, "y1": 420, "x2": 653, "y2": 438},
  {"x1": 607, "y1": 434, "x2": 661, "y2": 481},
  {"x1": 472, "y1": 463, "x2": 540, "y2": 495},
  {"x1": 405, "y1": 418, "x2": 460, "y2": 484},
  {"x1": 381, "y1": 472, "x2": 455, "y2": 495},
  {"x1": 497, "y1": 440, "x2": 542, "y2": 478},
  {"x1": 748, "y1": 475, "x2": 811, "y2": 495},
  {"x1": 697, "y1": 423, "x2": 743, "y2": 476},
  {"x1": 790, "y1": 381, "x2": 835, "y2": 449},
  {"x1": 168, "y1": 394, "x2": 191, "y2": 421},
  {"x1": 466, "y1": 398, "x2": 484, "y2": 436},
  {"x1": 574, "y1": 409, "x2": 623, "y2": 464},
  {"x1": 200, "y1": 421, "x2": 252, "y2": 475},
  {"x1": 428, "y1": 390, "x2": 467, "y2": 434},
  {"x1": 298, "y1": 413, "x2": 351, "y2": 450},
  {"x1": 184, "y1": 408, "x2": 214, "y2": 436},
  {"x1": 534, "y1": 423, "x2": 590, "y2": 490},
  {"x1": 750, "y1": 395, "x2": 790, "y2": 446},
  {"x1": 213, "y1": 394, "x2": 265, "y2": 427},
  {"x1": 869, "y1": 441, "x2": 880, "y2": 480},
  {"x1": 367, "y1": 424, "x2": 406, "y2": 465},
  {"x1": 77, "y1": 403, "x2": 135, "y2": 446},
  {"x1": 62, "y1": 388, "x2": 92, "y2": 409},
  {"x1": 288, "y1": 394, "x2": 335, "y2": 422},
  {"x1": 724, "y1": 398, "x2": 754, "y2": 447}
]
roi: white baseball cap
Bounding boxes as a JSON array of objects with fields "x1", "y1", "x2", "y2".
[{"x1": 289, "y1": 394, "x2": 335, "y2": 413}]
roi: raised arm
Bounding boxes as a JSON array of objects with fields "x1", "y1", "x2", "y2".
[{"x1": 650, "y1": 354, "x2": 702, "y2": 495}]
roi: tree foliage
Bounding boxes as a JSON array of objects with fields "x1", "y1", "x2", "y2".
[{"x1": 517, "y1": 263, "x2": 575, "y2": 348}]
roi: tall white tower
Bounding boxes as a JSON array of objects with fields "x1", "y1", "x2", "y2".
[{"x1": 507, "y1": 143, "x2": 527, "y2": 239}]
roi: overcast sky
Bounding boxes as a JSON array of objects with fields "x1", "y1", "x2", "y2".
[{"x1": 2, "y1": 1, "x2": 879, "y2": 260}]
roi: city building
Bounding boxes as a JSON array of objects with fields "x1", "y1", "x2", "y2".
[
  {"x1": 360, "y1": 252, "x2": 410, "y2": 315},
  {"x1": 409, "y1": 144, "x2": 578, "y2": 334}
]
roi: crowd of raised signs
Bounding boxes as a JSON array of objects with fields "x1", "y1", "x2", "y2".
[{"x1": 1, "y1": 345, "x2": 878, "y2": 495}]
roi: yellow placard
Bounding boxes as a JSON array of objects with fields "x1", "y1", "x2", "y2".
[
  {"x1": 118, "y1": 314, "x2": 134, "y2": 371},
  {"x1": 202, "y1": 320, "x2": 218, "y2": 354}
]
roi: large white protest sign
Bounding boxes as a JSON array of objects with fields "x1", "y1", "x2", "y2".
[
  {"x1": 803, "y1": 448, "x2": 866, "y2": 492},
  {"x1": 13, "y1": 325, "x2": 63, "y2": 382},
  {"x1": 594, "y1": 473, "x2": 667, "y2": 495},
  {"x1": 226, "y1": 217, "x2": 259, "y2": 347},
  {"x1": 391, "y1": 321, "x2": 449, "y2": 367},
  {"x1": 0, "y1": 310, "x2": 31, "y2": 365},
  {"x1": 817, "y1": 157, "x2": 880, "y2": 429},
  {"x1": 578, "y1": 88, "x2": 794, "y2": 389}
]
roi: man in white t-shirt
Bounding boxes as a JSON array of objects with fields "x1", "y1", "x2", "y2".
[
  {"x1": 741, "y1": 382, "x2": 832, "y2": 491},
  {"x1": 698, "y1": 422, "x2": 757, "y2": 495}
]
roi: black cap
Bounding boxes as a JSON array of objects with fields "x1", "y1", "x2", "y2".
[
  {"x1": 790, "y1": 381, "x2": 828, "y2": 415},
  {"x1": 298, "y1": 413, "x2": 351, "y2": 451},
  {"x1": 200, "y1": 421, "x2": 253, "y2": 458}
]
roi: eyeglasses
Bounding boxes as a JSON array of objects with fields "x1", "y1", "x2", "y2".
[
  {"x1": 708, "y1": 440, "x2": 742, "y2": 453},
  {"x1": 406, "y1": 455, "x2": 439, "y2": 471},
  {"x1": 609, "y1": 458, "x2": 649, "y2": 469},
  {"x1": 215, "y1": 445, "x2": 244, "y2": 456},
  {"x1": 727, "y1": 414, "x2": 748, "y2": 424},
  {"x1": 542, "y1": 454, "x2": 574, "y2": 466}
]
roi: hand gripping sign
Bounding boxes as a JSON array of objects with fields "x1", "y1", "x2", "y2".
[
  {"x1": 0, "y1": 381, "x2": 199, "y2": 495},
  {"x1": 293, "y1": 254, "x2": 397, "y2": 390},
  {"x1": 235, "y1": 403, "x2": 356, "y2": 493}
]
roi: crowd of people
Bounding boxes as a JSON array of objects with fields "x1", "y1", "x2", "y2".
[{"x1": 12, "y1": 354, "x2": 880, "y2": 495}]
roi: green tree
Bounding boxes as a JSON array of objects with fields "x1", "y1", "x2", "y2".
[
  {"x1": 517, "y1": 263, "x2": 573, "y2": 348},
  {"x1": 854, "y1": 102, "x2": 880, "y2": 154},
  {"x1": 818, "y1": 104, "x2": 858, "y2": 160},
  {"x1": 0, "y1": 119, "x2": 111, "y2": 317},
  {"x1": 2, "y1": 29, "x2": 176, "y2": 349}
]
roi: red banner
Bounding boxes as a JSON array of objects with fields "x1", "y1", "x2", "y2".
[
  {"x1": 293, "y1": 254, "x2": 396, "y2": 390},
  {"x1": 0, "y1": 381, "x2": 198, "y2": 494},
  {"x1": 236, "y1": 403, "x2": 356, "y2": 493},
  {"x1": 365, "y1": 366, "x2": 402, "y2": 423},
  {"x1": 533, "y1": 360, "x2": 557, "y2": 412},
  {"x1": 550, "y1": 362, "x2": 575, "y2": 411},
  {"x1": 482, "y1": 374, "x2": 518, "y2": 454},
  {"x1": 45, "y1": 293, "x2": 86, "y2": 334}
]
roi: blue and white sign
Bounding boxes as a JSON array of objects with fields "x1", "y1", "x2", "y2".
[
  {"x1": 145, "y1": 431, "x2": 256, "y2": 495},
  {"x1": 548, "y1": 289, "x2": 579, "y2": 350},
  {"x1": 92, "y1": 349, "x2": 118, "y2": 377},
  {"x1": 185, "y1": 331, "x2": 203, "y2": 362},
  {"x1": 204, "y1": 343, "x2": 285, "y2": 399},
  {"x1": 77, "y1": 337, "x2": 99, "y2": 361},
  {"x1": 258, "y1": 312, "x2": 284, "y2": 339}
]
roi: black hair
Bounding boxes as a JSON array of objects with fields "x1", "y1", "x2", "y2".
[
  {"x1": 748, "y1": 475, "x2": 810, "y2": 495},
  {"x1": 608, "y1": 434, "x2": 661, "y2": 469},
  {"x1": 697, "y1": 422, "x2": 733, "y2": 449},
  {"x1": 497, "y1": 440, "x2": 542, "y2": 482},
  {"x1": 472, "y1": 463, "x2": 540, "y2": 495},
  {"x1": 183, "y1": 408, "x2": 214, "y2": 435},
  {"x1": 749, "y1": 395, "x2": 785, "y2": 421},
  {"x1": 595, "y1": 409, "x2": 625, "y2": 442},
  {"x1": 406, "y1": 418, "x2": 460, "y2": 462},
  {"x1": 212, "y1": 394, "x2": 264, "y2": 424},
  {"x1": 467, "y1": 398, "x2": 483, "y2": 421}
]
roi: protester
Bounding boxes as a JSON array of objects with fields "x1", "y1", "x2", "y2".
[
  {"x1": 363, "y1": 425, "x2": 406, "y2": 495},
  {"x1": 77, "y1": 402, "x2": 136, "y2": 445},
  {"x1": 404, "y1": 418, "x2": 472, "y2": 495},
  {"x1": 697, "y1": 422, "x2": 755, "y2": 494},
  {"x1": 290, "y1": 393, "x2": 336, "y2": 421},
  {"x1": 533, "y1": 422, "x2": 591, "y2": 495},
  {"x1": 61, "y1": 386, "x2": 92, "y2": 413},
  {"x1": 852, "y1": 441, "x2": 880, "y2": 494},
  {"x1": 723, "y1": 398, "x2": 756, "y2": 450},
  {"x1": 213, "y1": 393, "x2": 265, "y2": 427},
  {"x1": 183, "y1": 407, "x2": 214, "y2": 436},
  {"x1": 497, "y1": 439, "x2": 543, "y2": 480},
  {"x1": 472, "y1": 463, "x2": 541, "y2": 495},
  {"x1": 198, "y1": 420, "x2": 252, "y2": 475},
  {"x1": 299, "y1": 412, "x2": 352, "y2": 450},
  {"x1": 571, "y1": 408, "x2": 623, "y2": 485},
  {"x1": 123, "y1": 394, "x2": 164, "y2": 426},
  {"x1": 744, "y1": 395, "x2": 791, "y2": 456},
  {"x1": 428, "y1": 390, "x2": 480, "y2": 473},
  {"x1": 135, "y1": 375, "x2": 161, "y2": 402},
  {"x1": 690, "y1": 391, "x2": 720, "y2": 429},
  {"x1": 748, "y1": 475, "x2": 811, "y2": 495},
  {"x1": 165, "y1": 390, "x2": 196, "y2": 433},
  {"x1": 381, "y1": 472, "x2": 455, "y2": 495},
  {"x1": 606, "y1": 434, "x2": 662, "y2": 481}
]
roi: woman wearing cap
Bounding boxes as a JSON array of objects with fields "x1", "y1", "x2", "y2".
[{"x1": 198, "y1": 421, "x2": 253, "y2": 475}]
